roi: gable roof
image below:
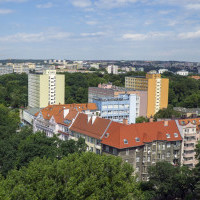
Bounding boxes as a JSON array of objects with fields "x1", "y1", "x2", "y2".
[
  {"x1": 70, "y1": 113, "x2": 111, "y2": 139},
  {"x1": 101, "y1": 120, "x2": 182, "y2": 149},
  {"x1": 34, "y1": 103, "x2": 97, "y2": 123}
]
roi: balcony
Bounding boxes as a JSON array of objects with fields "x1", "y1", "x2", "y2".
[
  {"x1": 184, "y1": 146, "x2": 195, "y2": 151},
  {"x1": 184, "y1": 152, "x2": 195, "y2": 158},
  {"x1": 95, "y1": 144, "x2": 101, "y2": 150},
  {"x1": 184, "y1": 140, "x2": 196, "y2": 144},
  {"x1": 185, "y1": 133, "x2": 196, "y2": 137},
  {"x1": 183, "y1": 159, "x2": 194, "y2": 166}
]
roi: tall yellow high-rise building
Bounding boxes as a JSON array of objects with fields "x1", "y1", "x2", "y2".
[
  {"x1": 125, "y1": 73, "x2": 169, "y2": 117},
  {"x1": 28, "y1": 70, "x2": 65, "y2": 108}
]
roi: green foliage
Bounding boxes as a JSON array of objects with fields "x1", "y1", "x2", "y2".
[
  {"x1": 163, "y1": 73, "x2": 200, "y2": 108},
  {"x1": 0, "y1": 73, "x2": 28, "y2": 108},
  {"x1": 154, "y1": 105, "x2": 181, "y2": 120},
  {"x1": 0, "y1": 152, "x2": 141, "y2": 200},
  {"x1": 136, "y1": 116, "x2": 149, "y2": 123},
  {"x1": 0, "y1": 125, "x2": 87, "y2": 176},
  {"x1": 141, "y1": 162, "x2": 196, "y2": 200}
]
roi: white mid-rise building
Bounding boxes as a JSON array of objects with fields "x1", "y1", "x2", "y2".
[
  {"x1": 176, "y1": 70, "x2": 189, "y2": 76},
  {"x1": 28, "y1": 70, "x2": 65, "y2": 108}
]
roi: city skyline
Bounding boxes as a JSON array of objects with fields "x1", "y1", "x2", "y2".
[{"x1": 0, "y1": 0, "x2": 200, "y2": 61}]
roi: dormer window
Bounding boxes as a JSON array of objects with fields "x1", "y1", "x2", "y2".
[
  {"x1": 166, "y1": 134, "x2": 170, "y2": 138},
  {"x1": 174, "y1": 133, "x2": 178, "y2": 138},
  {"x1": 181, "y1": 121, "x2": 185, "y2": 125},
  {"x1": 135, "y1": 137, "x2": 140, "y2": 142},
  {"x1": 124, "y1": 139, "x2": 128, "y2": 144}
]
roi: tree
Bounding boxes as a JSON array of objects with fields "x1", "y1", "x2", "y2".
[
  {"x1": 136, "y1": 116, "x2": 149, "y2": 123},
  {"x1": 0, "y1": 125, "x2": 87, "y2": 176},
  {"x1": 154, "y1": 105, "x2": 181, "y2": 120},
  {"x1": 141, "y1": 162, "x2": 195, "y2": 200},
  {"x1": 0, "y1": 152, "x2": 142, "y2": 200}
]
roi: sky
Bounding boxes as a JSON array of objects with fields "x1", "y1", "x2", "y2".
[{"x1": 0, "y1": 0, "x2": 200, "y2": 61}]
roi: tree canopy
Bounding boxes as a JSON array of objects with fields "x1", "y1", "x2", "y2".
[{"x1": 0, "y1": 152, "x2": 142, "y2": 200}]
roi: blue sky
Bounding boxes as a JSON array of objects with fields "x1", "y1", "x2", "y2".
[{"x1": 0, "y1": 0, "x2": 200, "y2": 61}]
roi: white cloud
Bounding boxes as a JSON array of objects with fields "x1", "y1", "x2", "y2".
[
  {"x1": 185, "y1": 4, "x2": 200, "y2": 10},
  {"x1": 36, "y1": 2, "x2": 53, "y2": 9},
  {"x1": 0, "y1": 32, "x2": 71, "y2": 42},
  {"x1": 80, "y1": 32, "x2": 105, "y2": 37},
  {"x1": 0, "y1": 9, "x2": 13, "y2": 14},
  {"x1": 95, "y1": 0, "x2": 138, "y2": 9},
  {"x1": 86, "y1": 20, "x2": 98, "y2": 25},
  {"x1": 122, "y1": 32, "x2": 168, "y2": 41},
  {"x1": 178, "y1": 30, "x2": 200, "y2": 39},
  {"x1": 70, "y1": 0, "x2": 91, "y2": 8}
]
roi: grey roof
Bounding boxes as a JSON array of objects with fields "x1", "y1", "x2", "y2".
[
  {"x1": 23, "y1": 107, "x2": 40, "y2": 116},
  {"x1": 174, "y1": 107, "x2": 200, "y2": 114}
]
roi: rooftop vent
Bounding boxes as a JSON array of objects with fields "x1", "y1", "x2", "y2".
[{"x1": 135, "y1": 137, "x2": 140, "y2": 142}]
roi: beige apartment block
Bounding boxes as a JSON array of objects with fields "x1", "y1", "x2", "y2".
[{"x1": 28, "y1": 70, "x2": 65, "y2": 108}]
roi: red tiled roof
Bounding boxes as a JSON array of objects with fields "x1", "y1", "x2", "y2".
[
  {"x1": 35, "y1": 103, "x2": 97, "y2": 122},
  {"x1": 178, "y1": 118, "x2": 200, "y2": 131},
  {"x1": 101, "y1": 120, "x2": 182, "y2": 149},
  {"x1": 70, "y1": 113, "x2": 110, "y2": 139}
]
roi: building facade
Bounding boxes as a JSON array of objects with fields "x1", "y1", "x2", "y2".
[
  {"x1": 176, "y1": 118, "x2": 200, "y2": 168},
  {"x1": 88, "y1": 83, "x2": 147, "y2": 117},
  {"x1": 125, "y1": 73, "x2": 169, "y2": 117},
  {"x1": 0, "y1": 65, "x2": 13, "y2": 75},
  {"x1": 176, "y1": 70, "x2": 189, "y2": 76},
  {"x1": 28, "y1": 70, "x2": 65, "y2": 108},
  {"x1": 101, "y1": 120, "x2": 182, "y2": 181},
  {"x1": 93, "y1": 94, "x2": 140, "y2": 124}
]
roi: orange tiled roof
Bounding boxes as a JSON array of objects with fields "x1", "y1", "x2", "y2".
[
  {"x1": 70, "y1": 113, "x2": 111, "y2": 139},
  {"x1": 35, "y1": 103, "x2": 97, "y2": 121},
  {"x1": 101, "y1": 120, "x2": 182, "y2": 149},
  {"x1": 178, "y1": 118, "x2": 200, "y2": 131},
  {"x1": 190, "y1": 76, "x2": 200, "y2": 80}
]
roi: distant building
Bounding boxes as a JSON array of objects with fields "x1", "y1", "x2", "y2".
[
  {"x1": 90, "y1": 63, "x2": 100, "y2": 70},
  {"x1": 0, "y1": 65, "x2": 13, "y2": 75},
  {"x1": 13, "y1": 64, "x2": 30, "y2": 74},
  {"x1": 106, "y1": 65, "x2": 118, "y2": 74},
  {"x1": 158, "y1": 69, "x2": 168, "y2": 74},
  {"x1": 125, "y1": 73, "x2": 169, "y2": 117},
  {"x1": 28, "y1": 70, "x2": 65, "y2": 108},
  {"x1": 176, "y1": 70, "x2": 189, "y2": 76},
  {"x1": 88, "y1": 83, "x2": 147, "y2": 117},
  {"x1": 138, "y1": 67, "x2": 144, "y2": 72},
  {"x1": 93, "y1": 94, "x2": 140, "y2": 124}
]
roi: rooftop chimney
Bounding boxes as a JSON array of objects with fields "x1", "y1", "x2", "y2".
[
  {"x1": 149, "y1": 117, "x2": 153, "y2": 122},
  {"x1": 123, "y1": 119, "x2": 128, "y2": 125},
  {"x1": 164, "y1": 120, "x2": 168, "y2": 126}
]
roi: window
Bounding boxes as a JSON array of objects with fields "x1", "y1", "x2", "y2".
[
  {"x1": 167, "y1": 143, "x2": 171, "y2": 148},
  {"x1": 124, "y1": 139, "x2": 128, "y2": 144},
  {"x1": 105, "y1": 146, "x2": 109, "y2": 152},
  {"x1": 162, "y1": 144, "x2": 165, "y2": 150},
  {"x1": 136, "y1": 157, "x2": 140, "y2": 162},
  {"x1": 135, "y1": 137, "x2": 140, "y2": 142},
  {"x1": 96, "y1": 149, "x2": 100, "y2": 155},
  {"x1": 167, "y1": 152, "x2": 170, "y2": 157},
  {"x1": 162, "y1": 154, "x2": 165, "y2": 159},
  {"x1": 90, "y1": 147, "x2": 93, "y2": 152},
  {"x1": 113, "y1": 148, "x2": 117, "y2": 155},
  {"x1": 126, "y1": 149, "x2": 129, "y2": 155},
  {"x1": 174, "y1": 133, "x2": 178, "y2": 138},
  {"x1": 166, "y1": 134, "x2": 170, "y2": 138},
  {"x1": 147, "y1": 156, "x2": 151, "y2": 162},
  {"x1": 90, "y1": 137, "x2": 94, "y2": 143}
]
